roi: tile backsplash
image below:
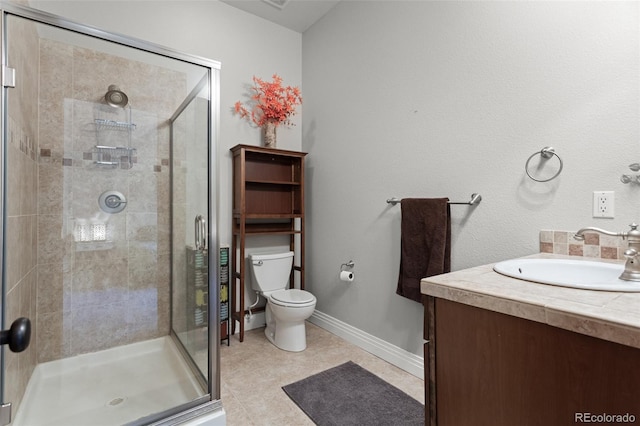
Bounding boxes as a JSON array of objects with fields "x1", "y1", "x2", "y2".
[{"x1": 540, "y1": 230, "x2": 624, "y2": 260}]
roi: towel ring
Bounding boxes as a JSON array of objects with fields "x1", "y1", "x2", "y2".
[{"x1": 525, "y1": 147, "x2": 563, "y2": 182}]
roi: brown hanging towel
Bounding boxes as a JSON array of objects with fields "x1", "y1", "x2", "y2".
[{"x1": 396, "y1": 198, "x2": 451, "y2": 302}]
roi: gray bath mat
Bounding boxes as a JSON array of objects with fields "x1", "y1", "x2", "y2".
[{"x1": 282, "y1": 361, "x2": 424, "y2": 425}]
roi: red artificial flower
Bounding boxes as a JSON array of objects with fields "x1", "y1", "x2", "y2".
[{"x1": 234, "y1": 74, "x2": 302, "y2": 127}]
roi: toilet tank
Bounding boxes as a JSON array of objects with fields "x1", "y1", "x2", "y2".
[{"x1": 249, "y1": 251, "x2": 294, "y2": 293}]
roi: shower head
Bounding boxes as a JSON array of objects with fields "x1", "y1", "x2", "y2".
[{"x1": 104, "y1": 85, "x2": 128, "y2": 108}]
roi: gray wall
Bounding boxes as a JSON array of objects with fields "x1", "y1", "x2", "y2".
[{"x1": 302, "y1": 1, "x2": 639, "y2": 355}]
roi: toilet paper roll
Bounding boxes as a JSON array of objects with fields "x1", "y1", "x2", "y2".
[{"x1": 340, "y1": 270, "x2": 354, "y2": 282}]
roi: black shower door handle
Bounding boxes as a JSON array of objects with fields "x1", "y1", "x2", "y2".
[{"x1": 0, "y1": 317, "x2": 31, "y2": 353}]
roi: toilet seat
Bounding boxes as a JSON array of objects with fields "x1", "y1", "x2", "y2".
[{"x1": 269, "y1": 289, "x2": 316, "y2": 308}]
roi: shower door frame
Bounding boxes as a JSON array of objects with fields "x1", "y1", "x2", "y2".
[
  {"x1": 0, "y1": 2, "x2": 222, "y2": 425},
  {"x1": 168, "y1": 72, "x2": 214, "y2": 393}
]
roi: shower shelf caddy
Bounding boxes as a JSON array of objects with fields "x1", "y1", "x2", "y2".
[
  {"x1": 95, "y1": 118, "x2": 136, "y2": 131},
  {"x1": 93, "y1": 118, "x2": 137, "y2": 166},
  {"x1": 230, "y1": 144, "x2": 307, "y2": 343}
]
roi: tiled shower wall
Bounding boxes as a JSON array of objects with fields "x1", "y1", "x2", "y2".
[
  {"x1": 5, "y1": 12, "x2": 39, "y2": 415},
  {"x1": 36, "y1": 38, "x2": 186, "y2": 362}
]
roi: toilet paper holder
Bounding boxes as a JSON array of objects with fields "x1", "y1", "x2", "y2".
[
  {"x1": 340, "y1": 260, "x2": 355, "y2": 270},
  {"x1": 340, "y1": 260, "x2": 355, "y2": 282}
]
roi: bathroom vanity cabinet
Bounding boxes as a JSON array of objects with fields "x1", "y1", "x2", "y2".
[
  {"x1": 421, "y1": 255, "x2": 640, "y2": 426},
  {"x1": 230, "y1": 144, "x2": 307, "y2": 342}
]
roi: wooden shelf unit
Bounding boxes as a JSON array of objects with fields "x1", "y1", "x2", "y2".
[{"x1": 230, "y1": 144, "x2": 307, "y2": 342}]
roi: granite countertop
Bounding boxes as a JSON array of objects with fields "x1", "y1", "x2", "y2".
[{"x1": 420, "y1": 253, "x2": 640, "y2": 349}]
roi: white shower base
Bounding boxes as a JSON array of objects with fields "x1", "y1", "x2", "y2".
[{"x1": 13, "y1": 336, "x2": 204, "y2": 426}]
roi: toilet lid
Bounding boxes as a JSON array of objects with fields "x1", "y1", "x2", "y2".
[{"x1": 270, "y1": 289, "x2": 315, "y2": 305}]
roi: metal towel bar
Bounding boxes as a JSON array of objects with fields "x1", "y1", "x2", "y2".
[{"x1": 386, "y1": 193, "x2": 482, "y2": 206}]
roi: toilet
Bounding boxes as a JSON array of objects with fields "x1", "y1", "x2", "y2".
[{"x1": 249, "y1": 251, "x2": 316, "y2": 352}]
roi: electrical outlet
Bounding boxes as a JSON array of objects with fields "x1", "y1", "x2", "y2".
[{"x1": 593, "y1": 191, "x2": 614, "y2": 218}]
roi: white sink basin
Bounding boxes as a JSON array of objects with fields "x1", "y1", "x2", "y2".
[{"x1": 493, "y1": 258, "x2": 640, "y2": 292}]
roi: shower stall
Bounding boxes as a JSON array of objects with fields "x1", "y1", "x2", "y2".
[{"x1": 0, "y1": 3, "x2": 222, "y2": 425}]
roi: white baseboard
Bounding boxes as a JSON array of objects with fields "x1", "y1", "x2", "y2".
[{"x1": 309, "y1": 310, "x2": 424, "y2": 378}]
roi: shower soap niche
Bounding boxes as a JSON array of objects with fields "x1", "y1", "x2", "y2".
[{"x1": 74, "y1": 220, "x2": 107, "y2": 242}]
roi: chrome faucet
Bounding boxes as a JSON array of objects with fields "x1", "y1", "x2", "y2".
[{"x1": 573, "y1": 223, "x2": 640, "y2": 281}]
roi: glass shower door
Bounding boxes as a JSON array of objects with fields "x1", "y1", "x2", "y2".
[
  {"x1": 0, "y1": 5, "x2": 220, "y2": 425},
  {"x1": 170, "y1": 77, "x2": 212, "y2": 381}
]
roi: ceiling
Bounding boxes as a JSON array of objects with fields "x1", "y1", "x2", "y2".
[{"x1": 220, "y1": 0, "x2": 340, "y2": 33}]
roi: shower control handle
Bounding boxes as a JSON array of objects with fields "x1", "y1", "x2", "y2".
[
  {"x1": 104, "y1": 194, "x2": 126, "y2": 207},
  {"x1": 0, "y1": 317, "x2": 31, "y2": 353},
  {"x1": 98, "y1": 190, "x2": 127, "y2": 214}
]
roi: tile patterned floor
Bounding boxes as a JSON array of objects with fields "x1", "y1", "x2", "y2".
[{"x1": 220, "y1": 322, "x2": 425, "y2": 425}]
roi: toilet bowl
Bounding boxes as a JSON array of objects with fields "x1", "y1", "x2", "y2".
[{"x1": 249, "y1": 252, "x2": 316, "y2": 352}]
